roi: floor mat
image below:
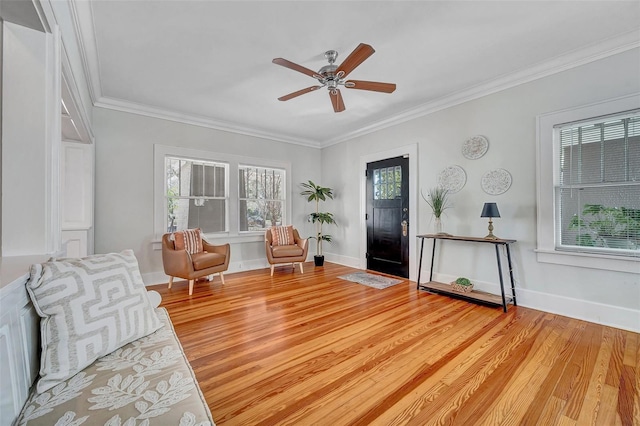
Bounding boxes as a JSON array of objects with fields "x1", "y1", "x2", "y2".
[{"x1": 337, "y1": 272, "x2": 404, "y2": 289}]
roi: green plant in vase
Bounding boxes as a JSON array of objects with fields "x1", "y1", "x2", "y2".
[
  {"x1": 421, "y1": 187, "x2": 451, "y2": 235},
  {"x1": 301, "y1": 181, "x2": 337, "y2": 266}
]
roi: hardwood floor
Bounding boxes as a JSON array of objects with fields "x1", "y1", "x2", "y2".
[{"x1": 150, "y1": 262, "x2": 639, "y2": 426}]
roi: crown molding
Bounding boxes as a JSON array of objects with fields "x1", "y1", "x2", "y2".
[
  {"x1": 61, "y1": 51, "x2": 95, "y2": 144},
  {"x1": 69, "y1": 0, "x2": 639, "y2": 149},
  {"x1": 94, "y1": 97, "x2": 322, "y2": 148},
  {"x1": 69, "y1": 0, "x2": 102, "y2": 104},
  {"x1": 321, "y1": 30, "x2": 640, "y2": 148}
]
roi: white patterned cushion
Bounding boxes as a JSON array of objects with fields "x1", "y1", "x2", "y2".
[{"x1": 26, "y1": 250, "x2": 163, "y2": 393}]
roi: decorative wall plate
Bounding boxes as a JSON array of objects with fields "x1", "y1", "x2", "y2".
[
  {"x1": 462, "y1": 135, "x2": 489, "y2": 160},
  {"x1": 437, "y1": 165, "x2": 466, "y2": 193},
  {"x1": 481, "y1": 168, "x2": 512, "y2": 195}
]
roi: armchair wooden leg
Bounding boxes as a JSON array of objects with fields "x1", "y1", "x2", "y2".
[
  {"x1": 189, "y1": 279, "x2": 195, "y2": 296},
  {"x1": 299, "y1": 263, "x2": 304, "y2": 274},
  {"x1": 219, "y1": 272, "x2": 225, "y2": 285},
  {"x1": 168, "y1": 276, "x2": 174, "y2": 289},
  {"x1": 270, "y1": 265, "x2": 275, "y2": 276}
]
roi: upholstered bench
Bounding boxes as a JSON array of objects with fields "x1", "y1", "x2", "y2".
[{"x1": 14, "y1": 250, "x2": 215, "y2": 425}]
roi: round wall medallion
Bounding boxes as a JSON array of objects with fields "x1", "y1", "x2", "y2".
[
  {"x1": 462, "y1": 135, "x2": 489, "y2": 160},
  {"x1": 481, "y1": 168, "x2": 512, "y2": 195},
  {"x1": 437, "y1": 165, "x2": 466, "y2": 193}
]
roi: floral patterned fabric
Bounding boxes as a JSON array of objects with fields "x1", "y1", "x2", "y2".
[{"x1": 16, "y1": 308, "x2": 215, "y2": 426}]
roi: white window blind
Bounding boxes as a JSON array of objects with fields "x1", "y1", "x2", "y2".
[
  {"x1": 165, "y1": 157, "x2": 228, "y2": 233},
  {"x1": 556, "y1": 111, "x2": 640, "y2": 255}
]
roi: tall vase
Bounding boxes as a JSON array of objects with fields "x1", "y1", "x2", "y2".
[{"x1": 434, "y1": 216, "x2": 443, "y2": 235}]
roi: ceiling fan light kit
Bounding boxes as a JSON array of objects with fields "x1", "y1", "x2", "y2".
[{"x1": 273, "y1": 43, "x2": 396, "y2": 113}]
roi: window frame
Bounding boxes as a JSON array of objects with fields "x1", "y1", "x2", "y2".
[
  {"x1": 165, "y1": 156, "x2": 230, "y2": 234},
  {"x1": 536, "y1": 94, "x2": 640, "y2": 273},
  {"x1": 238, "y1": 164, "x2": 287, "y2": 233},
  {"x1": 154, "y1": 145, "x2": 291, "y2": 243}
]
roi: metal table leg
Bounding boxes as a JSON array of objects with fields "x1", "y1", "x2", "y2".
[
  {"x1": 506, "y1": 243, "x2": 517, "y2": 306},
  {"x1": 429, "y1": 238, "x2": 437, "y2": 282},
  {"x1": 495, "y1": 244, "x2": 507, "y2": 312},
  {"x1": 417, "y1": 237, "x2": 425, "y2": 289}
]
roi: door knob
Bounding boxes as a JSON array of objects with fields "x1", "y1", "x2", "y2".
[{"x1": 401, "y1": 220, "x2": 408, "y2": 237}]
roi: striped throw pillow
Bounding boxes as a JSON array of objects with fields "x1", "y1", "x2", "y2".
[
  {"x1": 174, "y1": 228, "x2": 203, "y2": 254},
  {"x1": 271, "y1": 225, "x2": 295, "y2": 246}
]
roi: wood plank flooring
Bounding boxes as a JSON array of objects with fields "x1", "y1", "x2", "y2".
[{"x1": 150, "y1": 262, "x2": 639, "y2": 426}]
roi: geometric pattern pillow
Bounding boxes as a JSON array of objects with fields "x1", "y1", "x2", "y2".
[
  {"x1": 26, "y1": 250, "x2": 163, "y2": 393},
  {"x1": 174, "y1": 228, "x2": 203, "y2": 254},
  {"x1": 270, "y1": 225, "x2": 295, "y2": 246}
]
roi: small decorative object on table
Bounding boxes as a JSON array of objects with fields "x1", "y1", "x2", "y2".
[
  {"x1": 481, "y1": 202, "x2": 500, "y2": 240},
  {"x1": 421, "y1": 186, "x2": 452, "y2": 236},
  {"x1": 451, "y1": 277, "x2": 474, "y2": 293}
]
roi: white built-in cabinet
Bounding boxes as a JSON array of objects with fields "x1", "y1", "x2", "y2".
[
  {"x1": 61, "y1": 141, "x2": 94, "y2": 257},
  {"x1": 0, "y1": 269, "x2": 40, "y2": 426},
  {"x1": 0, "y1": 5, "x2": 94, "y2": 424}
]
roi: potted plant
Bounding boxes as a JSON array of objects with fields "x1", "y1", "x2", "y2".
[
  {"x1": 569, "y1": 204, "x2": 640, "y2": 249},
  {"x1": 421, "y1": 187, "x2": 451, "y2": 235},
  {"x1": 451, "y1": 277, "x2": 473, "y2": 293},
  {"x1": 301, "y1": 180, "x2": 336, "y2": 266}
]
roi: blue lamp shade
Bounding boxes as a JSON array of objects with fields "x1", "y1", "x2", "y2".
[
  {"x1": 481, "y1": 202, "x2": 500, "y2": 218},
  {"x1": 481, "y1": 203, "x2": 500, "y2": 239}
]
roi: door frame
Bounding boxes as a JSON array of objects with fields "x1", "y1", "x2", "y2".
[{"x1": 359, "y1": 144, "x2": 418, "y2": 282}]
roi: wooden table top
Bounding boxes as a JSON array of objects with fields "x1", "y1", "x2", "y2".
[{"x1": 417, "y1": 234, "x2": 516, "y2": 244}]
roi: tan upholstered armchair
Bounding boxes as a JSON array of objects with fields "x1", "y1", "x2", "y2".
[
  {"x1": 162, "y1": 233, "x2": 230, "y2": 295},
  {"x1": 265, "y1": 227, "x2": 309, "y2": 276}
]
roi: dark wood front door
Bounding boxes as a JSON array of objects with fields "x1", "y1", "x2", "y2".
[{"x1": 366, "y1": 156, "x2": 409, "y2": 278}]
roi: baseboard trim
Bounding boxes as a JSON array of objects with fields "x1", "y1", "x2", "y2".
[
  {"x1": 430, "y1": 273, "x2": 639, "y2": 333},
  {"x1": 142, "y1": 258, "x2": 271, "y2": 286},
  {"x1": 144, "y1": 262, "x2": 638, "y2": 333},
  {"x1": 323, "y1": 252, "x2": 360, "y2": 269}
]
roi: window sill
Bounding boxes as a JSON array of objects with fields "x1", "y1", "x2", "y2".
[
  {"x1": 535, "y1": 248, "x2": 639, "y2": 273},
  {"x1": 151, "y1": 232, "x2": 265, "y2": 251}
]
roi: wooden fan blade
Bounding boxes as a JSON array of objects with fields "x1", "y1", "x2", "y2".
[
  {"x1": 278, "y1": 86, "x2": 322, "y2": 101},
  {"x1": 336, "y1": 43, "x2": 375, "y2": 78},
  {"x1": 272, "y1": 58, "x2": 320, "y2": 79},
  {"x1": 345, "y1": 80, "x2": 396, "y2": 93},
  {"x1": 329, "y1": 89, "x2": 345, "y2": 113}
]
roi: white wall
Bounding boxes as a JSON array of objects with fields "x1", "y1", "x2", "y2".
[
  {"x1": 1, "y1": 22, "x2": 54, "y2": 256},
  {"x1": 321, "y1": 48, "x2": 640, "y2": 331},
  {"x1": 92, "y1": 108, "x2": 322, "y2": 281},
  {"x1": 92, "y1": 49, "x2": 638, "y2": 331}
]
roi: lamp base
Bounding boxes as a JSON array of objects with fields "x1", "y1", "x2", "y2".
[{"x1": 485, "y1": 219, "x2": 498, "y2": 240}]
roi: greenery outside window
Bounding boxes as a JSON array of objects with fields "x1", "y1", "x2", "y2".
[
  {"x1": 239, "y1": 166, "x2": 286, "y2": 231},
  {"x1": 556, "y1": 111, "x2": 640, "y2": 256},
  {"x1": 373, "y1": 166, "x2": 402, "y2": 200},
  {"x1": 165, "y1": 157, "x2": 228, "y2": 233}
]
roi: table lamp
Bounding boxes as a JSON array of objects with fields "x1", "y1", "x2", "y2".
[{"x1": 481, "y1": 202, "x2": 500, "y2": 240}]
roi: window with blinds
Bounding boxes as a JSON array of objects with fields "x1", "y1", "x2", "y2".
[
  {"x1": 238, "y1": 165, "x2": 286, "y2": 231},
  {"x1": 165, "y1": 157, "x2": 228, "y2": 233},
  {"x1": 556, "y1": 111, "x2": 640, "y2": 255}
]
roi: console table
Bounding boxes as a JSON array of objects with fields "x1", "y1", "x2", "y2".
[{"x1": 416, "y1": 234, "x2": 517, "y2": 312}]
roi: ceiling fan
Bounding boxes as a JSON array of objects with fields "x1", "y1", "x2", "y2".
[{"x1": 272, "y1": 43, "x2": 396, "y2": 113}]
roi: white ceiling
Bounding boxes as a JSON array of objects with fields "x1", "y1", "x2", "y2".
[{"x1": 76, "y1": 1, "x2": 640, "y2": 147}]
